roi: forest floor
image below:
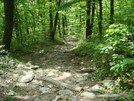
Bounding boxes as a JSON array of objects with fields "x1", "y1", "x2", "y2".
[{"x1": 0, "y1": 36, "x2": 124, "y2": 101}]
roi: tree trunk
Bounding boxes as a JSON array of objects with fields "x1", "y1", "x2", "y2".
[
  {"x1": 98, "y1": 0, "x2": 103, "y2": 39},
  {"x1": 2, "y1": 0, "x2": 14, "y2": 50},
  {"x1": 50, "y1": 0, "x2": 61, "y2": 40},
  {"x1": 89, "y1": 0, "x2": 95, "y2": 36},
  {"x1": 49, "y1": 0, "x2": 53, "y2": 39},
  {"x1": 85, "y1": 0, "x2": 95, "y2": 39},
  {"x1": 58, "y1": 18, "x2": 62, "y2": 38},
  {"x1": 62, "y1": 15, "x2": 66, "y2": 36},
  {"x1": 85, "y1": 0, "x2": 91, "y2": 39},
  {"x1": 110, "y1": 0, "x2": 114, "y2": 24}
]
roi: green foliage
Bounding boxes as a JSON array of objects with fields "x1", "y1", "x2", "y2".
[
  {"x1": 74, "y1": 24, "x2": 134, "y2": 92},
  {"x1": 129, "y1": 92, "x2": 134, "y2": 100},
  {"x1": 0, "y1": 55, "x2": 18, "y2": 68},
  {"x1": 0, "y1": 45, "x2": 8, "y2": 55},
  {"x1": 4, "y1": 95, "x2": 15, "y2": 101}
]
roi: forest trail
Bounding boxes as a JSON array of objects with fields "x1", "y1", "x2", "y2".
[{"x1": 0, "y1": 36, "x2": 118, "y2": 101}]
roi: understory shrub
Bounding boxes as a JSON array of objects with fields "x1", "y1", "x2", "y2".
[
  {"x1": 0, "y1": 45, "x2": 18, "y2": 68},
  {"x1": 74, "y1": 24, "x2": 134, "y2": 90}
]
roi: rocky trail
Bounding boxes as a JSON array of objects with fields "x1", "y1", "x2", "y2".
[{"x1": 0, "y1": 36, "x2": 127, "y2": 101}]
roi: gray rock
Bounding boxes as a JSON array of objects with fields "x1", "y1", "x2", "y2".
[
  {"x1": 8, "y1": 60, "x2": 16, "y2": 66},
  {"x1": 38, "y1": 81, "x2": 44, "y2": 87},
  {"x1": 83, "y1": 86, "x2": 89, "y2": 90},
  {"x1": 36, "y1": 69, "x2": 47, "y2": 76},
  {"x1": 58, "y1": 89, "x2": 73, "y2": 95},
  {"x1": 18, "y1": 74, "x2": 34, "y2": 83},
  {"x1": 81, "y1": 92, "x2": 96, "y2": 99},
  {"x1": 64, "y1": 80, "x2": 72, "y2": 84},
  {"x1": 33, "y1": 97, "x2": 40, "y2": 101},
  {"x1": 68, "y1": 96, "x2": 78, "y2": 101},
  {"x1": 0, "y1": 62, "x2": 3, "y2": 65},
  {"x1": 123, "y1": 93, "x2": 131, "y2": 101},
  {"x1": 96, "y1": 94, "x2": 120, "y2": 98},
  {"x1": 90, "y1": 84, "x2": 100, "y2": 91},
  {"x1": 78, "y1": 82, "x2": 84, "y2": 84},
  {"x1": 0, "y1": 70, "x2": 4, "y2": 75},
  {"x1": 0, "y1": 83, "x2": 8, "y2": 87},
  {"x1": 26, "y1": 61, "x2": 32, "y2": 67},
  {"x1": 99, "y1": 80, "x2": 114, "y2": 86},
  {"x1": 52, "y1": 95, "x2": 61, "y2": 101},
  {"x1": 17, "y1": 64, "x2": 24, "y2": 68},
  {"x1": 39, "y1": 87, "x2": 50, "y2": 94},
  {"x1": 47, "y1": 70, "x2": 59, "y2": 77},
  {"x1": 31, "y1": 65, "x2": 39, "y2": 69},
  {"x1": 76, "y1": 77, "x2": 88, "y2": 83},
  {"x1": 47, "y1": 84, "x2": 53, "y2": 88},
  {"x1": 8, "y1": 90, "x2": 15, "y2": 96},
  {"x1": 82, "y1": 73, "x2": 89, "y2": 76}
]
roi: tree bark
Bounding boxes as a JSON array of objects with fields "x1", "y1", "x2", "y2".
[
  {"x1": 98, "y1": 0, "x2": 103, "y2": 39},
  {"x1": 2, "y1": 0, "x2": 14, "y2": 50},
  {"x1": 110, "y1": 0, "x2": 114, "y2": 24},
  {"x1": 85, "y1": 0, "x2": 95, "y2": 39},
  {"x1": 49, "y1": 0, "x2": 53, "y2": 39},
  {"x1": 50, "y1": 0, "x2": 61, "y2": 40},
  {"x1": 85, "y1": 0, "x2": 91, "y2": 39},
  {"x1": 62, "y1": 15, "x2": 66, "y2": 36},
  {"x1": 90, "y1": 0, "x2": 95, "y2": 36}
]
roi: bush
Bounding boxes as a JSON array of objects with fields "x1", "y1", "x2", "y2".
[
  {"x1": 0, "y1": 45, "x2": 7, "y2": 55},
  {"x1": 74, "y1": 24, "x2": 134, "y2": 89}
]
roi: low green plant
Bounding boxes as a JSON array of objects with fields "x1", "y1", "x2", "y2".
[
  {"x1": 74, "y1": 24, "x2": 134, "y2": 95},
  {"x1": 0, "y1": 45, "x2": 8, "y2": 55},
  {"x1": 3, "y1": 95, "x2": 15, "y2": 101},
  {"x1": 93, "y1": 24, "x2": 134, "y2": 78}
]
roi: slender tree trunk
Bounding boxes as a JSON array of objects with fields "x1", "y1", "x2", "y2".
[
  {"x1": 89, "y1": 0, "x2": 95, "y2": 35},
  {"x1": 98, "y1": 0, "x2": 103, "y2": 39},
  {"x1": 58, "y1": 18, "x2": 62, "y2": 37},
  {"x1": 85, "y1": 0, "x2": 95, "y2": 39},
  {"x1": 110, "y1": 0, "x2": 114, "y2": 24},
  {"x1": 62, "y1": 15, "x2": 66, "y2": 36},
  {"x1": 2, "y1": 0, "x2": 14, "y2": 50},
  {"x1": 85, "y1": 0, "x2": 91, "y2": 39},
  {"x1": 49, "y1": 0, "x2": 53, "y2": 39},
  {"x1": 50, "y1": 0, "x2": 61, "y2": 40}
]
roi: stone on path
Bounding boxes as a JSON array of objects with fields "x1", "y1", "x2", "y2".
[
  {"x1": 0, "y1": 70, "x2": 4, "y2": 75},
  {"x1": 76, "y1": 77, "x2": 88, "y2": 83},
  {"x1": 99, "y1": 80, "x2": 114, "y2": 86},
  {"x1": 8, "y1": 60, "x2": 16, "y2": 66},
  {"x1": 33, "y1": 97, "x2": 40, "y2": 101},
  {"x1": 0, "y1": 83, "x2": 8, "y2": 87},
  {"x1": 52, "y1": 95, "x2": 61, "y2": 101},
  {"x1": 18, "y1": 74, "x2": 34, "y2": 83},
  {"x1": 47, "y1": 70, "x2": 59, "y2": 77},
  {"x1": 47, "y1": 84, "x2": 53, "y2": 88},
  {"x1": 96, "y1": 94, "x2": 120, "y2": 98},
  {"x1": 123, "y1": 93, "x2": 131, "y2": 101},
  {"x1": 68, "y1": 96, "x2": 78, "y2": 101},
  {"x1": 8, "y1": 90, "x2": 15, "y2": 96},
  {"x1": 17, "y1": 64, "x2": 24, "y2": 68},
  {"x1": 31, "y1": 65, "x2": 39, "y2": 69},
  {"x1": 39, "y1": 87, "x2": 50, "y2": 94},
  {"x1": 81, "y1": 92, "x2": 96, "y2": 99},
  {"x1": 90, "y1": 84, "x2": 100, "y2": 91},
  {"x1": 58, "y1": 89, "x2": 73, "y2": 95}
]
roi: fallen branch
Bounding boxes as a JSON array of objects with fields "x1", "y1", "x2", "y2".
[{"x1": 35, "y1": 76, "x2": 82, "y2": 92}]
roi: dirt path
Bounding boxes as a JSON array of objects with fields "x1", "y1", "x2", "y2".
[
  {"x1": 0, "y1": 36, "x2": 115, "y2": 101},
  {"x1": 22, "y1": 36, "x2": 89, "y2": 70}
]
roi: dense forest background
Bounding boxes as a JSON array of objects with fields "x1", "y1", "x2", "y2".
[
  {"x1": 0, "y1": 0, "x2": 134, "y2": 49},
  {"x1": 0, "y1": 0, "x2": 134, "y2": 100}
]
